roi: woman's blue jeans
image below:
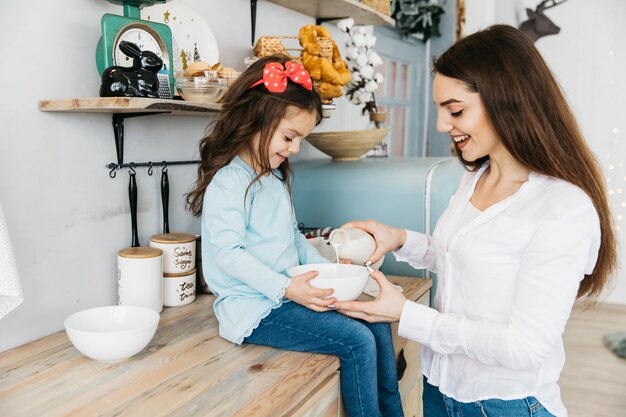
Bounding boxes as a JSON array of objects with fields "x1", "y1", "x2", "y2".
[
  {"x1": 423, "y1": 377, "x2": 556, "y2": 417},
  {"x1": 244, "y1": 301, "x2": 404, "y2": 417}
]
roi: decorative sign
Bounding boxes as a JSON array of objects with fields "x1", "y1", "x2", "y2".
[{"x1": 144, "y1": 0, "x2": 219, "y2": 74}]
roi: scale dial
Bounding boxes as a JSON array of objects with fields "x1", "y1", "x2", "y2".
[{"x1": 113, "y1": 24, "x2": 167, "y2": 67}]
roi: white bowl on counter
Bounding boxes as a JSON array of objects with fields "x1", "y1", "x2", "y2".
[
  {"x1": 287, "y1": 263, "x2": 370, "y2": 301},
  {"x1": 64, "y1": 305, "x2": 159, "y2": 362}
]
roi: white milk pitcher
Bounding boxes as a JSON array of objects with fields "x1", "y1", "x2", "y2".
[{"x1": 328, "y1": 228, "x2": 377, "y2": 266}]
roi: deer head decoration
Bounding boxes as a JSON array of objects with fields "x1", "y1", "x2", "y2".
[{"x1": 519, "y1": 0, "x2": 569, "y2": 42}]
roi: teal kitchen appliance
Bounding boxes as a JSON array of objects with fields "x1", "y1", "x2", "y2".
[
  {"x1": 96, "y1": 0, "x2": 174, "y2": 96},
  {"x1": 292, "y1": 157, "x2": 464, "y2": 303}
]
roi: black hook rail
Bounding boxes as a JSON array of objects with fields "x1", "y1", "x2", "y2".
[{"x1": 107, "y1": 160, "x2": 199, "y2": 178}]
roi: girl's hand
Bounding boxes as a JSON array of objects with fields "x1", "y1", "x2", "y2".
[
  {"x1": 341, "y1": 220, "x2": 407, "y2": 264},
  {"x1": 333, "y1": 270, "x2": 406, "y2": 322},
  {"x1": 285, "y1": 271, "x2": 337, "y2": 312}
]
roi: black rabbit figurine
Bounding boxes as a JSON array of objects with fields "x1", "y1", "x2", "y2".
[{"x1": 100, "y1": 41, "x2": 163, "y2": 98}]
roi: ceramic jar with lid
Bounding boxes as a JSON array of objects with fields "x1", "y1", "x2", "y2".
[
  {"x1": 117, "y1": 247, "x2": 163, "y2": 313},
  {"x1": 163, "y1": 268, "x2": 196, "y2": 307},
  {"x1": 149, "y1": 233, "x2": 196, "y2": 275}
]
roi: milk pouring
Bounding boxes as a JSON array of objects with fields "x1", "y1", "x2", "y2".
[{"x1": 328, "y1": 228, "x2": 377, "y2": 266}]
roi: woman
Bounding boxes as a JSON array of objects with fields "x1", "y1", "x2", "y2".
[{"x1": 333, "y1": 25, "x2": 616, "y2": 417}]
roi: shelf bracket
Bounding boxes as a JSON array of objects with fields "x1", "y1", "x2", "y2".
[
  {"x1": 250, "y1": 0, "x2": 257, "y2": 46},
  {"x1": 112, "y1": 112, "x2": 168, "y2": 165}
]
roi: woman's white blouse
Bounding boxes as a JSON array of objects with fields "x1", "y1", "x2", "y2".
[{"x1": 395, "y1": 164, "x2": 601, "y2": 417}]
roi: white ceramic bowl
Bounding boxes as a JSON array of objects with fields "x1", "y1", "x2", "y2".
[
  {"x1": 64, "y1": 305, "x2": 160, "y2": 362},
  {"x1": 287, "y1": 263, "x2": 370, "y2": 301}
]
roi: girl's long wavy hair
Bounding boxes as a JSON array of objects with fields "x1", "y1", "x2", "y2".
[
  {"x1": 185, "y1": 55, "x2": 323, "y2": 217},
  {"x1": 433, "y1": 25, "x2": 617, "y2": 301}
]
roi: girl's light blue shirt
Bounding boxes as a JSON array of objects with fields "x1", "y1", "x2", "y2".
[{"x1": 201, "y1": 156, "x2": 328, "y2": 344}]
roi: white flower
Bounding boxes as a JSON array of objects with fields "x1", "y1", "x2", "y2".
[
  {"x1": 356, "y1": 54, "x2": 368, "y2": 68},
  {"x1": 368, "y1": 51, "x2": 383, "y2": 67},
  {"x1": 336, "y1": 18, "x2": 355, "y2": 32},
  {"x1": 365, "y1": 34, "x2": 377, "y2": 49},
  {"x1": 358, "y1": 92, "x2": 374, "y2": 104},
  {"x1": 364, "y1": 80, "x2": 379, "y2": 92},
  {"x1": 338, "y1": 21, "x2": 384, "y2": 112},
  {"x1": 347, "y1": 47, "x2": 360, "y2": 60},
  {"x1": 352, "y1": 34, "x2": 367, "y2": 48},
  {"x1": 359, "y1": 65, "x2": 375, "y2": 80},
  {"x1": 353, "y1": 26, "x2": 367, "y2": 36}
]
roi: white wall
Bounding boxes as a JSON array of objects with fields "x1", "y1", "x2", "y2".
[
  {"x1": 464, "y1": 0, "x2": 626, "y2": 304},
  {"x1": 0, "y1": 0, "x2": 366, "y2": 352},
  {"x1": 2, "y1": 0, "x2": 623, "y2": 353}
]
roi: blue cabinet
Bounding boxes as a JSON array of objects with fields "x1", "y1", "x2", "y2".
[{"x1": 292, "y1": 157, "x2": 464, "y2": 296}]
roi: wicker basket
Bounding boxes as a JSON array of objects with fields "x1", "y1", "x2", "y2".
[
  {"x1": 317, "y1": 37, "x2": 333, "y2": 60},
  {"x1": 306, "y1": 128, "x2": 390, "y2": 161},
  {"x1": 253, "y1": 36, "x2": 333, "y2": 61},
  {"x1": 362, "y1": 0, "x2": 391, "y2": 16},
  {"x1": 254, "y1": 36, "x2": 301, "y2": 61}
]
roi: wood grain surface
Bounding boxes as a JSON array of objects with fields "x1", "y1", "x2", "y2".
[
  {"x1": 38, "y1": 97, "x2": 220, "y2": 115},
  {"x1": 0, "y1": 276, "x2": 430, "y2": 417}
]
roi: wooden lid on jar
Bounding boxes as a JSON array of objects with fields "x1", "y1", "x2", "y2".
[
  {"x1": 150, "y1": 233, "x2": 197, "y2": 244},
  {"x1": 118, "y1": 247, "x2": 163, "y2": 259},
  {"x1": 164, "y1": 268, "x2": 197, "y2": 278}
]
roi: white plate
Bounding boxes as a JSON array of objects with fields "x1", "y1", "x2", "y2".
[{"x1": 143, "y1": 0, "x2": 219, "y2": 75}]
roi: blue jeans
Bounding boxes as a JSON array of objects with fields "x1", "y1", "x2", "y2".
[
  {"x1": 423, "y1": 377, "x2": 556, "y2": 417},
  {"x1": 244, "y1": 301, "x2": 404, "y2": 417}
]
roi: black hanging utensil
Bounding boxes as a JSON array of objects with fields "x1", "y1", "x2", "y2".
[
  {"x1": 161, "y1": 167, "x2": 170, "y2": 233},
  {"x1": 129, "y1": 169, "x2": 140, "y2": 247}
]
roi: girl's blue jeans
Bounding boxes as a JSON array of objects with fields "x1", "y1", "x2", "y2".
[
  {"x1": 244, "y1": 301, "x2": 404, "y2": 417},
  {"x1": 423, "y1": 377, "x2": 557, "y2": 417}
]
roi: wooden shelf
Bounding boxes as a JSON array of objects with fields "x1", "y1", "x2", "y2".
[
  {"x1": 39, "y1": 97, "x2": 336, "y2": 118},
  {"x1": 38, "y1": 97, "x2": 221, "y2": 116},
  {"x1": 267, "y1": 0, "x2": 394, "y2": 26}
]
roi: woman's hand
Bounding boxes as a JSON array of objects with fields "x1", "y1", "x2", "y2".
[
  {"x1": 333, "y1": 270, "x2": 406, "y2": 323},
  {"x1": 341, "y1": 220, "x2": 407, "y2": 264},
  {"x1": 285, "y1": 271, "x2": 336, "y2": 312}
]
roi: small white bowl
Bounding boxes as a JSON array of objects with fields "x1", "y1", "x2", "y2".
[
  {"x1": 287, "y1": 263, "x2": 370, "y2": 301},
  {"x1": 64, "y1": 305, "x2": 159, "y2": 362}
]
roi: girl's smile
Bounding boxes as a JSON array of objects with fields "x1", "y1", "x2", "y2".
[
  {"x1": 238, "y1": 106, "x2": 318, "y2": 173},
  {"x1": 266, "y1": 107, "x2": 318, "y2": 169}
]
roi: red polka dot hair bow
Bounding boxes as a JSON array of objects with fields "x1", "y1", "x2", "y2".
[{"x1": 249, "y1": 61, "x2": 313, "y2": 92}]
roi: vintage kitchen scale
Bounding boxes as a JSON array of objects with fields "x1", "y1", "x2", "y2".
[{"x1": 95, "y1": 0, "x2": 174, "y2": 98}]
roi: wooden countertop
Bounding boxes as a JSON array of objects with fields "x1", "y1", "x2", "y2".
[{"x1": 0, "y1": 276, "x2": 431, "y2": 417}]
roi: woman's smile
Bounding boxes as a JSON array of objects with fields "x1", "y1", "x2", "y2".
[{"x1": 451, "y1": 134, "x2": 470, "y2": 150}]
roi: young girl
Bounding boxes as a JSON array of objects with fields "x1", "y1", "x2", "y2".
[{"x1": 185, "y1": 55, "x2": 404, "y2": 417}]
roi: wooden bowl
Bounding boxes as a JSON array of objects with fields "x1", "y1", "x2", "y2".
[{"x1": 305, "y1": 128, "x2": 390, "y2": 161}]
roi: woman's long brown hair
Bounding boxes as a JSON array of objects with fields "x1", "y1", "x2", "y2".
[
  {"x1": 185, "y1": 55, "x2": 323, "y2": 217},
  {"x1": 433, "y1": 25, "x2": 617, "y2": 301}
]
